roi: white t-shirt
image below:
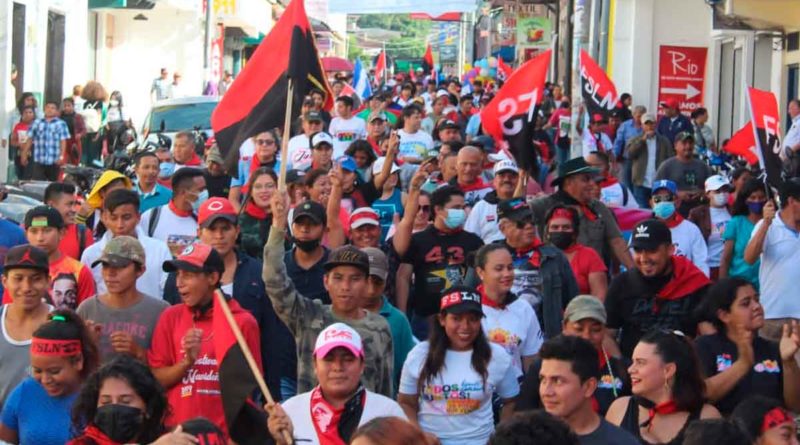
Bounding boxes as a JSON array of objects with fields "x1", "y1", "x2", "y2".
[
  {"x1": 239, "y1": 139, "x2": 255, "y2": 161},
  {"x1": 670, "y1": 218, "x2": 709, "y2": 277},
  {"x1": 752, "y1": 212, "x2": 800, "y2": 319},
  {"x1": 328, "y1": 116, "x2": 366, "y2": 159},
  {"x1": 464, "y1": 200, "x2": 503, "y2": 243},
  {"x1": 482, "y1": 299, "x2": 543, "y2": 376},
  {"x1": 80, "y1": 227, "x2": 172, "y2": 299},
  {"x1": 396, "y1": 129, "x2": 433, "y2": 161},
  {"x1": 707, "y1": 207, "x2": 731, "y2": 268},
  {"x1": 288, "y1": 134, "x2": 312, "y2": 170},
  {"x1": 281, "y1": 390, "x2": 406, "y2": 445},
  {"x1": 644, "y1": 137, "x2": 657, "y2": 188},
  {"x1": 138, "y1": 204, "x2": 198, "y2": 257},
  {"x1": 600, "y1": 182, "x2": 638, "y2": 209},
  {"x1": 399, "y1": 342, "x2": 519, "y2": 445}
]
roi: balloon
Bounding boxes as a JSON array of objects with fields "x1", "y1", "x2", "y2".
[
  {"x1": 489, "y1": 67, "x2": 497, "y2": 77},
  {"x1": 480, "y1": 68, "x2": 489, "y2": 77},
  {"x1": 463, "y1": 63, "x2": 472, "y2": 72},
  {"x1": 488, "y1": 57, "x2": 498, "y2": 68}
]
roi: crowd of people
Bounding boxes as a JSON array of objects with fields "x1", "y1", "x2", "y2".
[{"x1": 1, "y1": 70, "x2": 800, "y2": 445}]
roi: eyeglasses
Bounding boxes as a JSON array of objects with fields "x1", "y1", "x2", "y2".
[
  {"x1": 419, "y1": 205, "x2": 430, "y2": 212},
  {"x1": 255, "y1": 139, "x2": 276, "y2": 146},
  {"x1": 652, "y1": 195, "x2": 674, "y2": 203}
]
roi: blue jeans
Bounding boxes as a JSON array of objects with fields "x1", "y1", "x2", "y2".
[
  {"x1": 633, "y1": 186, "x2": 652, "y2": 209},
  {"x1": 279, "y1": 377, "x2": 297, "y2": 402}
]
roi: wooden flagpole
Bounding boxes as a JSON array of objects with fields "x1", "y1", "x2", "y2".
[
  {"x1": 215, "y1": 290, "x2": 293, "y2": 444},
  {"x1": 278, "y1": 79, "x2": 295, "y2": 192}
]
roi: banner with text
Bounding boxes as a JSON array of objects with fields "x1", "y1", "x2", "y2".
[{"x1": 657, "y1": 45, "x2": 707, "y2": 116}]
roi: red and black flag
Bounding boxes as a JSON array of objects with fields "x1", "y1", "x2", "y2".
[
  {"x1": 212, "y1": 295, "x2": 269, "y2": 445},
  {"x1": 211, "y1": 0, "x2": 333, "y2": 177},
  {"x1": 747, "y1": 87, "x2": 783, "y2": 188},
  {"x1": 481, "y1": 49, "x2": 551, "y2": 177},
  {"x1": 422, "y1": 43, "x2": 434, "y2": 74},
  {"x1": 579, "y1": 49, "x2": 619, "y2": 120},
  {"x1": 374, "y1": 50, "x2": 387, "y2": 86},
  {"x1": 497, "y1": 58, "x2": 513, "y2": 82},
  {"x1": 723, "y1": 121, "x2": 759, "y2": 165}
]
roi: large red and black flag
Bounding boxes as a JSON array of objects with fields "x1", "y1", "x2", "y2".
[
  {"x1": 579, "y1": 49, "x2": 619, "y2": 120},
  {"x1": 497, "y1": 57, "x2": 513, "y2": 82},
  {"x1": 211, "y1": 0, "x2": 333, "y2": 177},
  {"x1": 374, "y1": 50, "x2": 387, "y2": 86},
  {"x1": 212, "y1": 294, "x2": 269, "y2": 445},
  {"x1": 422, "y1": 43, "x2": 434, "y2": 74},
  {"x1": 747, "y1": 87, "x2": 783, "y2": 189},
  {"x1": 723, "y1": 121, "x2": 759, "y2": 165},
  {"x1": 481, "y1": 49, "x2": 551, "y2": 177}
]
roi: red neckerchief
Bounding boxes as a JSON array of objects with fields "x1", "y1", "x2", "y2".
[
  {"x1": 366, "y1": 137, "x2": 383, "y2": 157},
  {"x1": 655, "y1": 256, "x2": 710, "y2": 305},
  {"x1": 599, "y1": 176, "x2": 619, "y2": 188},
  {"x1": 310, "y1": 386, "x2": 365, "y2": 445},
  {"x1": 477, "y1": 284, "x2": 504, "y2": 309},
  {"x1": 458, "y1": 177, "x2": 489, "y2": 192},
  {"x1": 514, "y1": 238, "x2": 544, "y2": 268},
  {"x1": 637, "y1": 398, "x2": 679, "y2": 432},
  {"x1": 591, "y1": 397, "x2": 601, "y2": 413},
  {"x1": 663, "y1": 213, "x2": 684, "y2": 229},
  {"x1": 598, "y1": 348, "x2": 608, "y2": 369},
  {"x1": 80, "y1": 425, "x2": 120, "y2": 445},
  {"x1": 555, "y1": 190, "x2": 599, "y2": 222},
  {"x1": 181, "y1": 152, "x2": 202, "y2": 167},
  {"x1": 244, "y1": 201, "x2": 268, "y2": 219},
  {"x1": 168, "y1": 200, "x2": 192, "y2": 218}
]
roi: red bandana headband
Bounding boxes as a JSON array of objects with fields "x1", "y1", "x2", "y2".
[
  {"x1": 549, "y1": 208, "x2": 574, "y2": 222},
  {"x1": 31, "y1": 338, "x2": 82, "y2": 357},
  {"x1": 762, "y1": 407, "x2": 793, "y2": 433}
]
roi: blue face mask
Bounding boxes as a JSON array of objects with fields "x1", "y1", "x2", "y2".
[
  {"x1": 747, "y1": 201, "x2": 766, "y2": 215},
  {"x1": 653, "y1": 201, "x2": 676, "y2": 219},
  {"x1": 192, "y1": 190, "x2": 209, "y2": 212},
  {"x1": 159, "y1": 162, "x2": 175, "y2": 178},
  {"x1": 444, "y1": 208, "x2": 466, "y2": 229}
]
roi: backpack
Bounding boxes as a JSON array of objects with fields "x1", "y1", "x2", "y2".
[
  {"x1": 147, "y1": 206, "x2": 197, "y2": 238},
  {"x1": 77, "y1": 224, "x2": 88, "y2": 258}
]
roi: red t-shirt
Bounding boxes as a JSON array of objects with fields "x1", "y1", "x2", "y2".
[
  {"x1": 2, "y1": 252, "x2": 96, "y2": 309},
  {"x1": 58, "y1": 224, "x2": 94, "y2": 260},
  {"x1": 567, "y1": 244, "x2": 608, "y2": 295},
  {"x1": 147, "y1": 300, "x2": 262, "y2": 435}
]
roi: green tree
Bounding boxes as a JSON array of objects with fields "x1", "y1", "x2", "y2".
[{"x1": 355, "y1": 14, "x2": 431, "y2": 60}]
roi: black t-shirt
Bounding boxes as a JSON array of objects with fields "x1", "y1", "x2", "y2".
[
  {"x1": 401, "y1": 226, "x2": 484, "y2": 317},
  {"x1": 517, "y1": 355, "x2": 631, "y2": 415},
  {"x1": 605, "y1": 270, "x2": 707, "y2": 357},
  {"x1": 204, "y1": 170, "x2": 231, "y2": 198},
  {"x1": 695, "y1": 333, "x2": 783, "y2": 415},
  {"x1": 579, "y1": 419, "x2": 639, "y2": 445}
]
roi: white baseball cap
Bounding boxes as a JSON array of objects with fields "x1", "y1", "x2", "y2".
[
  {"x1": 311, "y1": 132, "x2": 334, "y2": 148},
  {"x1": 704, "y1": 174, "x2": 731, "y2": 192},
  {"x1": 314, "y1": 323, "x2": 364, "y2": 359},
  {"x1": 493, "y1": 159, "x2": 519, "y2": 175},
  {"x1": 371, "y1": 156, "x2": 400, "y2": 176}
]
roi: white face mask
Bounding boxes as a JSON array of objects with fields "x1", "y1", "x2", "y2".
[{"x1": 712, "y1": 192, "x2": 729, "y2": 207}]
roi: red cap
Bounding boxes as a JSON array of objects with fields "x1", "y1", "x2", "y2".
[
  {"x1": 660, "y1": 98, "x2": 680, "y2": 110},
  {"x1": 349, "y1": 208, "x2": 380, "y2": 229},
  {"x1": 163, "y1": 243, "x2": 225, "y2": 274},
  {"x1": 198, "y1": 198, "x2": 237, "y2": 228}
]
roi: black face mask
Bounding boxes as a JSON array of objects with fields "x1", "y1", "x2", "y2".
[
  {"x1": 548, "y1": 232, "x2": 575, "y2": 250},
  {"x1": 293, "y1": 236, "x2": 321, "y2": 253},
  {"x1": 93, "y1": 404, "x2": 144, "y2": 443}
]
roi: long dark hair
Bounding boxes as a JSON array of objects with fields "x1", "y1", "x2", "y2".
[
  {"x1": 245, "y1": 167, "x2": 278, "y2": 207},
  {"x1": 33, "y1": 309, "x2": 99, "y2": 380},
  {"x1": 71, "y1": 355, "x2": 168, "y2": 443},
  {"x1": 638, "y1": 330, "x2": 705, "y2": 412},
  {"x1": 418, "y1": 305, "x2": 492, "y2": 393},
  {"x1": 703, "y1": 277, "x2": 755, "y2": 333},
  {"x1": 731, "y1": 178, "x2": 766, "y2": 216},
  {"x1": 730, "y1": 396, "x2": 785, "y2": 442},
  {"x1": 16, "y1": 92, "x2": 34, "y2": 114}
]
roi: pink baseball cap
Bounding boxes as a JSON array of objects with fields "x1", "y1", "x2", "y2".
[{"x1": 314, "y1": 323, "x2": 364, "y2": 359}]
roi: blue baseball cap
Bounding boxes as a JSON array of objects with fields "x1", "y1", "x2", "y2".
[
  {"x1": 336, "y1": 155, "x2": 357, "y2": 172},
  {"x1": 652, "y1": 179, "x2": 677, "y2": 196}
]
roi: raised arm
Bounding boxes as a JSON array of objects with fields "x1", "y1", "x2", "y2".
[
  {"x1": 373, "y1": 132, "x2": 399, "y2": 191},
  {"x1": 744, "y1": 201, "x2": 775, "y2": 265},
  {"x1": 393, "y1": 165, "x2": 428, "y2": 258},
  {"x1": 326, "y1": 165, "x2": 346, "y2": 248}
]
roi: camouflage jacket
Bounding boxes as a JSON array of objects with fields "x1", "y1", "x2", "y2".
[{"x1": 262, "y1": 228, "x2": 395, "y2": 397}]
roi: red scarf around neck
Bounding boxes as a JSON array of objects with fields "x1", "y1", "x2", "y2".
[
  {"x1": 637, "y1": 398, "x2": 679, "y2": 431},
  {"x1": 244, "y1": 201, "x2": 269, "y2": 219},
  {"x1": 511, "y1": 238, "x2": 544, "y2": 268},
  {"x1": 655, "y1": 256, "x2": 710, "y2": 303},
  {"x1": 459, "y1": 177, "x2": 489, "y2": 192},
  {"x1": 181, "y1": 152, "x2": 202, "y2": 167},
  {"x1": 599, "y1": 176, "x2": 619, "y2": 188},
  {"x1": 310, "y1": 386, "x2": 365, "y2": 445},
  {"x1": 477, "y1": 284, "x2": 505, "y2": 309},
  {"x1": 80, "y1": 425, "x2": 121, "y2": 445},
  {"x1": 168, "y1": 200, "x2": 193, "y2": 218},
  {"x1": 662, "y1": 213, "x2": 684, "y2": 228}
]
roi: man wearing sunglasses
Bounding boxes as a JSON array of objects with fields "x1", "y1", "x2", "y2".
[
  {"x1": 649, "y1": 179, "x2": 709, "y2": 276},
  {"x1": 497, "y1": 197, "x2": 578, "y2": 339}
]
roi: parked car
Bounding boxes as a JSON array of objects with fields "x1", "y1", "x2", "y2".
[{"x1": 140, "y1": 96, "x2": 218, "y2": 150}]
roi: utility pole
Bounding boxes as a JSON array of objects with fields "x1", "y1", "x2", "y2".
[
  {"x1": 569, "y1": 0, "x2": 586, "y2": 159},
  {"x1": 564, "y1": 0, "x2": 573, "y2": 96},
  {"x1": 203, "y1": 0, "x2": 214, "y2": 84}
]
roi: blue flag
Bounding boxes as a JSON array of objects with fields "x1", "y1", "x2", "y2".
[{"x1": 353, "y1": 58, "x2": 372, "y2": 100}]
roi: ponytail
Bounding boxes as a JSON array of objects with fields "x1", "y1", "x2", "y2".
[{"x1": 33, "y1": 309, "x2": 99, "y2": 379}]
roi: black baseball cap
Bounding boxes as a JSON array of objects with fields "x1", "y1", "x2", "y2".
[
  {"x1": 24, "y1": 206, "x2": 64, "y2": 230},
  {"x1": 440, "y1": 286, "x2": 484, "y2": 316},
  {"x1": 4, "y1": 244, "x2": 49, "y2": 273},
  {"x1": 304, "y1": 111, "x2": 323, "y2": 122},
  {"x1": 437, "y1": 119, "x2": 460, "y2": 131},
  {"x1": 293, "y1": 200, "x2": 327, "y2": 226},
  {"x1": 324, "y1": 245, "x2": 370, "y2": 275},
  {"x1": 286, "y1": 169, "x2": 306, "y2": 185},
  {"x1": 675, "y1": 131, "x2": 695, "y2": 143},
  {"x1": 497, "y1": 198, "x2": 533, "y2": 222},
  {"x1": 162, "y1": 243, "x2": 225, "y2": 274},
  {"x1": 630, "y1": 219, "x2": 672, "y2": 250}
]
